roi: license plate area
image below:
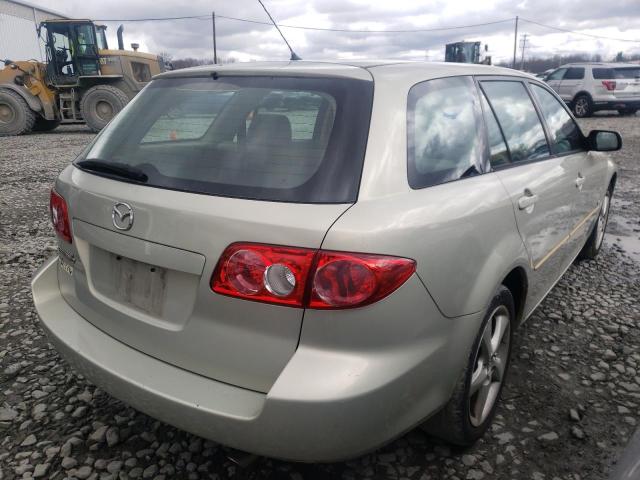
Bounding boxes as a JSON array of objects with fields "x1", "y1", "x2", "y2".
[{"x1": 92, "y1": 248, "x2": 168, "y2": 316}]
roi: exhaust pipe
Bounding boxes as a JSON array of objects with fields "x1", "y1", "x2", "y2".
[{"x1": 117, "y1": 25, "x2": 124, "y2": 50}]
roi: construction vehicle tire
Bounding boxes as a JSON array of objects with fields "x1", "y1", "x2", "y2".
[
  {"x1": 33, "y1": 117, "x2": 61, "y2": 132},
  {"x1": 81, "y1": 85, "x2": 129, "y2": 132},
  {"x1": 0, "y1": 89, "x2": 36, "y2": 136}
]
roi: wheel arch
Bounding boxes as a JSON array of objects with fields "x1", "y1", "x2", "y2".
[
  {"x1": 0, "y1": 84, "x2": 42, "y2": 113},
  {"x1": 572, "y1": 90, "x2": 593, "y2": 104},
  {"x1": 501, "y1": 266, "x2": 528, "y2": 327}
]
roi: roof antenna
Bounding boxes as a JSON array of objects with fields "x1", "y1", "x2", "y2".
[{"x1": 257, "y1": 0, "x2": 302, "y2": 61}]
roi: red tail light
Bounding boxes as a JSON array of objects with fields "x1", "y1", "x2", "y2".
[
  {"x1": 309, "y1": 251, "x2": 415, "y2": 309},
  {"x1": 602, "y1": 80, "x2": 616, "y2": 91},
  {"x1": 211, "y1": 243, "x2": 416, "y2": 309},
  {"x1": 50, "y1": 189, "x2": 72, "y2": 243}
]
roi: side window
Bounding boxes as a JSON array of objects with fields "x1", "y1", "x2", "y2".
[
  {"x1": 481, "y1": 81, "x2": 549, "y2": 163},
  {"x1": 564, "y1": 67, "x2": 585, "y2": 80},
  {"x1": 479, "y1": 92, "x2": 510, "y2": 168},
  {"x1": 593, "y1": 68, "x2": 614, "y2": 79},
  {"x1": 530, "y1": 84, "x2": 584, "y2": 154},
  {"x1": 407, "y1": 76, "x2": 483, "y2": 189},
  {"x1": 547, "y1": 68, "x2": 566, "y2": 81}
]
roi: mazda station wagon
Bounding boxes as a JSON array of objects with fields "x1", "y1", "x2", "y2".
[{"x1": 32, "y1": 61, "x2": 620, "y2": 462}]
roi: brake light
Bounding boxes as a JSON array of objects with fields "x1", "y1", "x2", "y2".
[
  {"x1": 602, "y1": 80, "x2": 616, "y2": 91},
  {"x1": 50, "y1": 189, "x2": 72, "y2": 243},
  {"x1": 309, "y1": 251, "x2": 416, "y2": 309},
  {"x1": 211, "y1": 243, "x2": 316, "y2": 307},
  {"x1": 211, "y1": 243, "x2": 416, "y2": 309}
]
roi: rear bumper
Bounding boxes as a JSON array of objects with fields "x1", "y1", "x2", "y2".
[
  {"x1": 592, "y1": 99, "x2": 640, "y2": 111},
  {"x1": 32, "y1": 256, "x2": 480, "y2": 462}
]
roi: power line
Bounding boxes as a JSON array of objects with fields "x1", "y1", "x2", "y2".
[
  {"x1": 520, "y1": 18, "x2": 640, "y2": 43},
  {"x1": 216, "y1": 15, "x2": 514, "y2": 33},
  {"x1": 95, "y1": 14, "x2": 514, "y2": 33},
  {"x1": 92, "y1": 13, "x2": 640, "y2": 43}
]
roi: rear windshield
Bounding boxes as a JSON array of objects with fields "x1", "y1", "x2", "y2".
[{"x1": 76, "y1": 75, "x2": 373, "y2": 203}]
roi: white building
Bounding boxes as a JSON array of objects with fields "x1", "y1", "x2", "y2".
[{"x1": 0, "y1": 0, "x2": 67, "y2": 67}]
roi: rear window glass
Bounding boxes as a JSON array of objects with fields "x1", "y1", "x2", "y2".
[
  {"x1": 407, "y1": 76, "x2": 483, "y2": 189},
  {"x1": 77, "y1": 75, "x2": 373, "y2": 204}
]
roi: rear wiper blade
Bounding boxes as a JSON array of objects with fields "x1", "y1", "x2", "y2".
[{"x1": 76, "y1": 159, "x2": 148, "y2": 183}]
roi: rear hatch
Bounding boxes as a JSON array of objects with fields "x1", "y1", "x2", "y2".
[
  {"x1": 57, "y1": 71, "x2": 373, "y2": 392},
  {"x1": 594, "y1": 66, "x2": 640, "y2": 100}
]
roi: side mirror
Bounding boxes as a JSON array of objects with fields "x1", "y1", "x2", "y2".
[{"x1": 587, "y1": 130, "x2": 622, "y2": 152}]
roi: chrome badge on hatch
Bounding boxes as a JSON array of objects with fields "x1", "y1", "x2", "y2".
[{"x1": 112, "y1": 202, "x2": 134, "y2": 231}]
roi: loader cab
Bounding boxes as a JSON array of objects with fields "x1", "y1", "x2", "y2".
[{"x1": 42, "y1": 20, "x2": 101, "y2": 85}]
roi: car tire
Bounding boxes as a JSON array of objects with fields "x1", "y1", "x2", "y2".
[
  {"x1": 32, "y1": 117, "x2": 61, "y2": 132},
  {"x1": 0, "y1": 89, "x2": 36, "y2": 136},
  {"x1": 423, "y1": 286, "x2": 514, "y2": 446},
  {"x1": 578, "y1": 186, "x2": 612, "y2": 260},
  {"x1": 572, "y1": 94, "x2": 592, "y2": 118},
  {"x1": 80, "y1": 85, "x2": 129, "y2": 132},
  {"x1": 618, "y1": 109, "x2": 637, "y2": 116}
]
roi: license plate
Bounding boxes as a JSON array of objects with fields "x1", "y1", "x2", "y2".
[
  {"x1": 111, "y1": 254, "x2": 167, "y2": 315},
  {"x1": 58, "y1": 257, "x2": 73, "y2": 276}
]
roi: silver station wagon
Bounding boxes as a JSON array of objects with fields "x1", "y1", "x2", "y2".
[{"x1": 32, "y1": 61, "x2": 620, "y2": 462}]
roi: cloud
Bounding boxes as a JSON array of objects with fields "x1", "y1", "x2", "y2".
[{"x1": 29, "y1": 0, "x2": 640, "y2": 63}]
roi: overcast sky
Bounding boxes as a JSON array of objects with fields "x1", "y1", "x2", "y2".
[{"x1": 32, "y1": 0, "x2": 640, "y2": 64}]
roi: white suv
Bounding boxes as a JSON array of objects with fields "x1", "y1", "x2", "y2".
[{"x1": 545, "y1": 63, "x2": 640, "y2": 117}]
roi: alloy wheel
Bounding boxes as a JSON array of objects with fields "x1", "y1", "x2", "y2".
[
  {"x1": 575, "y1": 97, "x2": 588, "y2": 117},
  {"x1": 469, "y1": 305, "x2": 511, "y2": 427}
]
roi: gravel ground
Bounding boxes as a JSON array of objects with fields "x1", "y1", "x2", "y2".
[{"x1": 1, "y1": 113, "x2": 639, "y2": 480}]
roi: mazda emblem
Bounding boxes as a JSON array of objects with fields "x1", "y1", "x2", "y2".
[{"x1": 112, "y1": 202, "x2": 134, "y2": 231}]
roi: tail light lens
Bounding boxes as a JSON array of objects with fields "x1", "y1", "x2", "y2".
[
  {"x1": 50, "y1": 189, "x2": 72, "y2": 243},
  {"x1": 211, "y1": 243, "x2": 416, "y2": 309},
  {"x1": 211, "y1": 243, "x2": 316, "y2": 307},
  {"x1": 602, "y1": 80, "x2": 616, "y2": 91}
]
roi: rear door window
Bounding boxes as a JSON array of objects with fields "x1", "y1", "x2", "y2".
[
  {"x1": 479, "y1": 91, "x2": 510, "y2": 168},
  {"x1": 407, "y1": 76, "x2": 483, "y2": 189},
  {"x1": 563, "y1": 68, "x2": 585, "y2": 80},
  {"x1": 530, "y1": 84, "x2": 584, "y2": 154},
  {"x1": 77, "y1": 75, "x2": 374, "y2": 204},
  {"x1": 480, "y1": 81, "x2": 549, "y2": 163},
  {"x1": 593, "y1": 68, "x2": 614, "y2": 79}
]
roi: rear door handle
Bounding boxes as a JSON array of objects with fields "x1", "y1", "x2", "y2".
[
  {"x1": 575, "y1": 174, "x2": 585, "y2": 191},
  {"x1": 518, "y1": 189, "x2": 538, "y2": 212}
]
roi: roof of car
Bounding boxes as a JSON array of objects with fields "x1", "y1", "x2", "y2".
[
  {"x1": 558, "y1": 62, "x2": 640, "y2": 68},
  {"x1": 155, "y1": 60, "x2": 532, "y2": 82}
]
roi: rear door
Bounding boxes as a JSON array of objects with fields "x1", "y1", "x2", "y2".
[
  {"x1": 559, "y1": 67, "x2": 586, "y2": 101},
  {"x1": 613, "y1": 67, "x2": 640, "y2": 101},
  {"x1": 479, "y1": 79, "x2": 577, "y2": 309}
]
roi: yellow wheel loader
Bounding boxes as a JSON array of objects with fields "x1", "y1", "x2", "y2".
[{"x1": 0, "y1": 20, "x2": 165, "y2": 135}]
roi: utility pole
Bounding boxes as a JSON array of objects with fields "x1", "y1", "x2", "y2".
[
  {"x1": 212, "y1": 11, "x2": 218, "y2": 64},
  {"x1": 512, "y1": 16, "x2": 518, "y2": 69},
  {"x1": 519, "y1": 33, "x2": 529, "y2": 71}
]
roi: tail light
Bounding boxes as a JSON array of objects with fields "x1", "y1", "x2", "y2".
[
  {"x1": 50, "y1": 189, "x2": 72, "y2": 243},
  {"x1": 211, "y1": 243, "x2": 416, "y2": 309},
  {"x1": 602, "y1": 80, "x2": 616, "y2": 91}
]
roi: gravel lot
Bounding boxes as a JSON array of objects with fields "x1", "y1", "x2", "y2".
[{"x1": 1, "y1": 113, "x2": 639, "y2": 480}]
